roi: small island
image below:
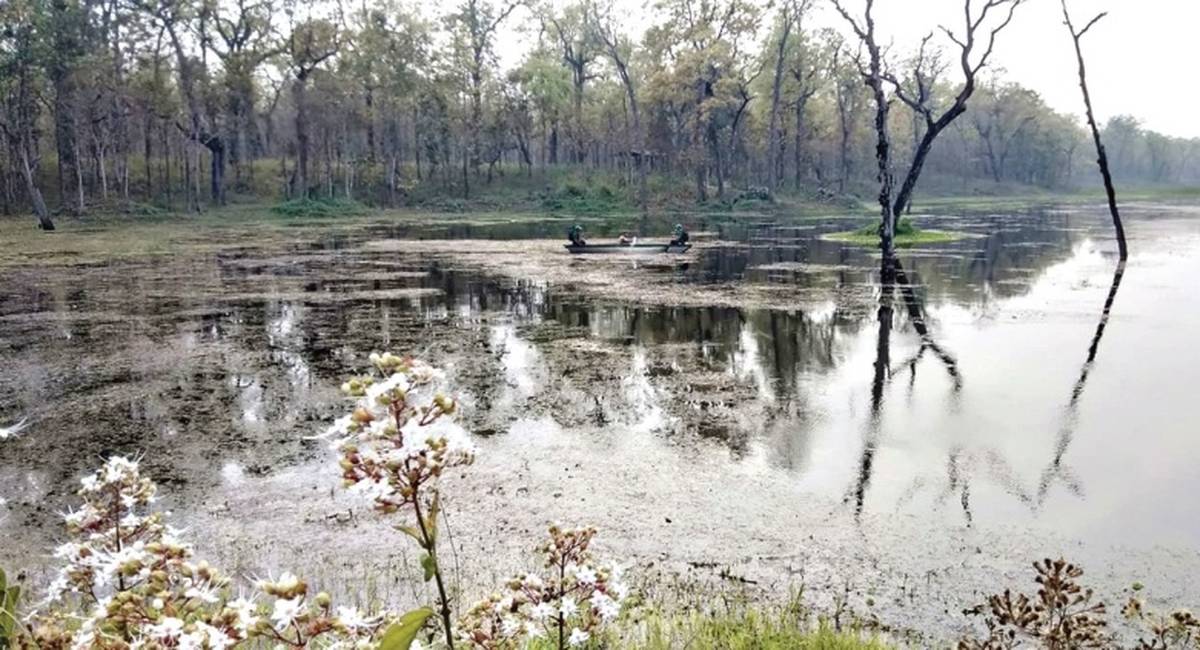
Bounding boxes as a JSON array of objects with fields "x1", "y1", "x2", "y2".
[{"x1": 822, "y1": 218, "x2": 969, "y2": 247}]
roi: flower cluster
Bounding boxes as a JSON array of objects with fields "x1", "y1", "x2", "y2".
[
  {"x1": 456, "y1": 526, "x2": 628, "y2": 649},
  {"x1": 330, "y1": 353, "x2": 476, "y2": 515},
  {"x1": 251, "y1": 573, "x2": 384, "y2": 649},
  {"x1": 37, "y1": 457, "x2": 244, "y2": 649},
  {"x1": 28, "y1": 457, "x2": 390, "y2": 650}
]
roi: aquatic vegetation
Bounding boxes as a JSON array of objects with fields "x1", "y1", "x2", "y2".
[{"x1": 959, "y1": 558, "x2": 1200, "y2": 650}]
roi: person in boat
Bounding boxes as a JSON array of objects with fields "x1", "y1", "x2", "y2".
[
  {"x1": 669, "y1": 224, "x2": 690, "y2": 247},
  {"x1": 568, "y1": 224, "x2": 586, "y2": 247}
]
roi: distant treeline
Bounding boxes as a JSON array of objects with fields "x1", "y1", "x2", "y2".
[{"x1": 2, "y1": 0, "x2": 1197, "y2": 216}]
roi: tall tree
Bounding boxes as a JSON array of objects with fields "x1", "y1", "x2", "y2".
[
  {"x1": 589, "y1": 0, "x2": 647, "y2": 213},
  {"x1": 445, "y1": 0, "x2": 520, "y2": 195},
  {"x1": 0, "y1": 0, "x2": 56, "y2": 228},
  {"x1": 540, "y1": 1, "x2": 598, "y2": 165},
  {"x1": 47, "y1": 0, "x2": 90, "y2": 215},
  {"x1": 208, "y1": 0, "x2": 280, "y2": 191},
  {"x1": 764, "y1": 0, "x2": 812, "y2": 192},
  {"x1": 286, "y1": 17, "x2": 339, "y2": 199}
]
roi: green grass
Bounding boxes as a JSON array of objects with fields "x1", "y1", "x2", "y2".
[
  {"x1": 596, "y1": 598, "x2": 893, "y2": 650},
  {"x1": 822, "y1": 217, "x2": 969, "y2": 247}
]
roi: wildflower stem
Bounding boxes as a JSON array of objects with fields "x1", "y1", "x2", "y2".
[
  {"x1": 558, "y1": 559, "x2": 566, "y2": 650},
  {"x1": 411, "y1": 489, "x2": 454, "y2": 650},
  {"x1": 111, "y1": 485, "x2": 126, "y2": 593}
]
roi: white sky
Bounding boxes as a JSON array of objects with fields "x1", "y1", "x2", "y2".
[{"x1": 490, "y1": 0, "x2": 1200, "y2": 139}]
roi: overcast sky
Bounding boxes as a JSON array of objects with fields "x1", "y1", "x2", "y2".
[{"x1": 489, "y1": 0, "x2": 1200, "y2": 139}]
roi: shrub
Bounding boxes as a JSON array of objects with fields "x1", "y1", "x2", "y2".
[
  {"x1": 271, "y1": 197, "x2": 370, "y2": 218},
  {"x1": 853, "y1": 218, "x2": 918, "y2": 238}
]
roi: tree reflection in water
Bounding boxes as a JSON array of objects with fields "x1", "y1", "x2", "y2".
[
  {"x1": 847, "y1": 259, "x2": 964, "y2": 520},
  {"x1": 1037, "y1": 260, "x2": 1127, "y2": 506},
  {"x1": 850, "y1": 254, "x2": 1128, "y2": 525}
]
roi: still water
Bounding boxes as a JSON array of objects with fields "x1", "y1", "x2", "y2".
[{"x1": 2, "y1": 204, "x2": 1199, "y2": 569}]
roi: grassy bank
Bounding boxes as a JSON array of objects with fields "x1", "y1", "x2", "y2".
[{"x1": 611, "y1": 605, "x2": 893, "y2": 649}]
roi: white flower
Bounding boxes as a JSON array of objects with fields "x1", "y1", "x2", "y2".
[
  {"x1": 270, "y1": 572, "x2": 301, "y2": 592},
  {"x1": 147, "y1": 617, "x2": 185, "y2": 640},
  {"x1": 591, "y1": 592, "x2": 620, "y2": 622},
  {"x1": 335, "y1": 606, "x2": 376, "y2": 631},
  {"x1": 271, "y1": 596, "x2": 305, "y2": 628},
  {"x1": 46, "y1": 573, "x2": 71, "y2": 601},
  {"x1": 568, "y1": 628, "x2": 590, "y2": 647},
  {"x1": 227, "y1": 597, "x2": 259, "y2": 632},
  {"x1": 102, "y1": 457, "x2": 139, "y2": 483},
  {"x1": 572, "y1": 565, "x2": 597, "y2": 586},
  {"x1": 500, "y1": 617, "x2": 522, "y2": 637},
  {"x1": 559, "y1": 597, "x2": 578, "y2": 618},
  {"x1": 525, "y1": 621, "x2": 545, "y2": 638},
  {"x1": 196, "y1": 622, "x2": 235, "y2": 650},
  {"x1": 185, "y1": 582, "x2": 220, "y2": 604},
  {"x1": 530, "y1": 602, "x2": 556, "y2": 621},
  {"x1": 177, "y1": 630, "x2": 206, "y2": 650}
]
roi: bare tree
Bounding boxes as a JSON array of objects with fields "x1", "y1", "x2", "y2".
[
  {"x1": 1060, "y1": 0, "x2": 1128, "y2": 261},
  {"x1": 832, "y1": 0, "x2": 1024, "y2": 269}
]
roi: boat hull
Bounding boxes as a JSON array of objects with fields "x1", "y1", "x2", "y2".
[{"x1": 564, "y1": 243, "x2": 692, "y2": 255}]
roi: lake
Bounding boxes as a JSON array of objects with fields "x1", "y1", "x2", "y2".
[{"x1": 2, "y1": 202, "x2": 1198, "y2": 640}]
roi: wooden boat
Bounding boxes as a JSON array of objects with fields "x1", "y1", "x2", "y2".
[{"x1": 564, "y1": 242, "x2": 692, "y2": 254}]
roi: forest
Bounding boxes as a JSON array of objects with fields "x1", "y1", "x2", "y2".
[{"x1": 3, "y1": 0, "x2": 1199, "y2": 224}]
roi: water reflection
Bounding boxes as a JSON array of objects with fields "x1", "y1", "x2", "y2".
[{"x1": 1037, "y1": 260, "x2": 1127, "y2": 506}]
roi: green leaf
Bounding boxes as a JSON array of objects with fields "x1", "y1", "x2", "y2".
[
  {"x1": 0, "y1": 568, "x2": 18, "y2": 642},
  {"x1": 376, "y1": 607, "x2": 435, "y2": 650},
  {"x1": 420, "y1": 553, "x2": 436, "y2": 583}
]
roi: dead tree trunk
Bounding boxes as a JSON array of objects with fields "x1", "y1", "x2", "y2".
[
  {"x1": 1061, "y1": 1, "x2": 1127, "y2": 261},
  {"x1": 831, "y1": 1, "x2": 895, "y2": 267}
]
